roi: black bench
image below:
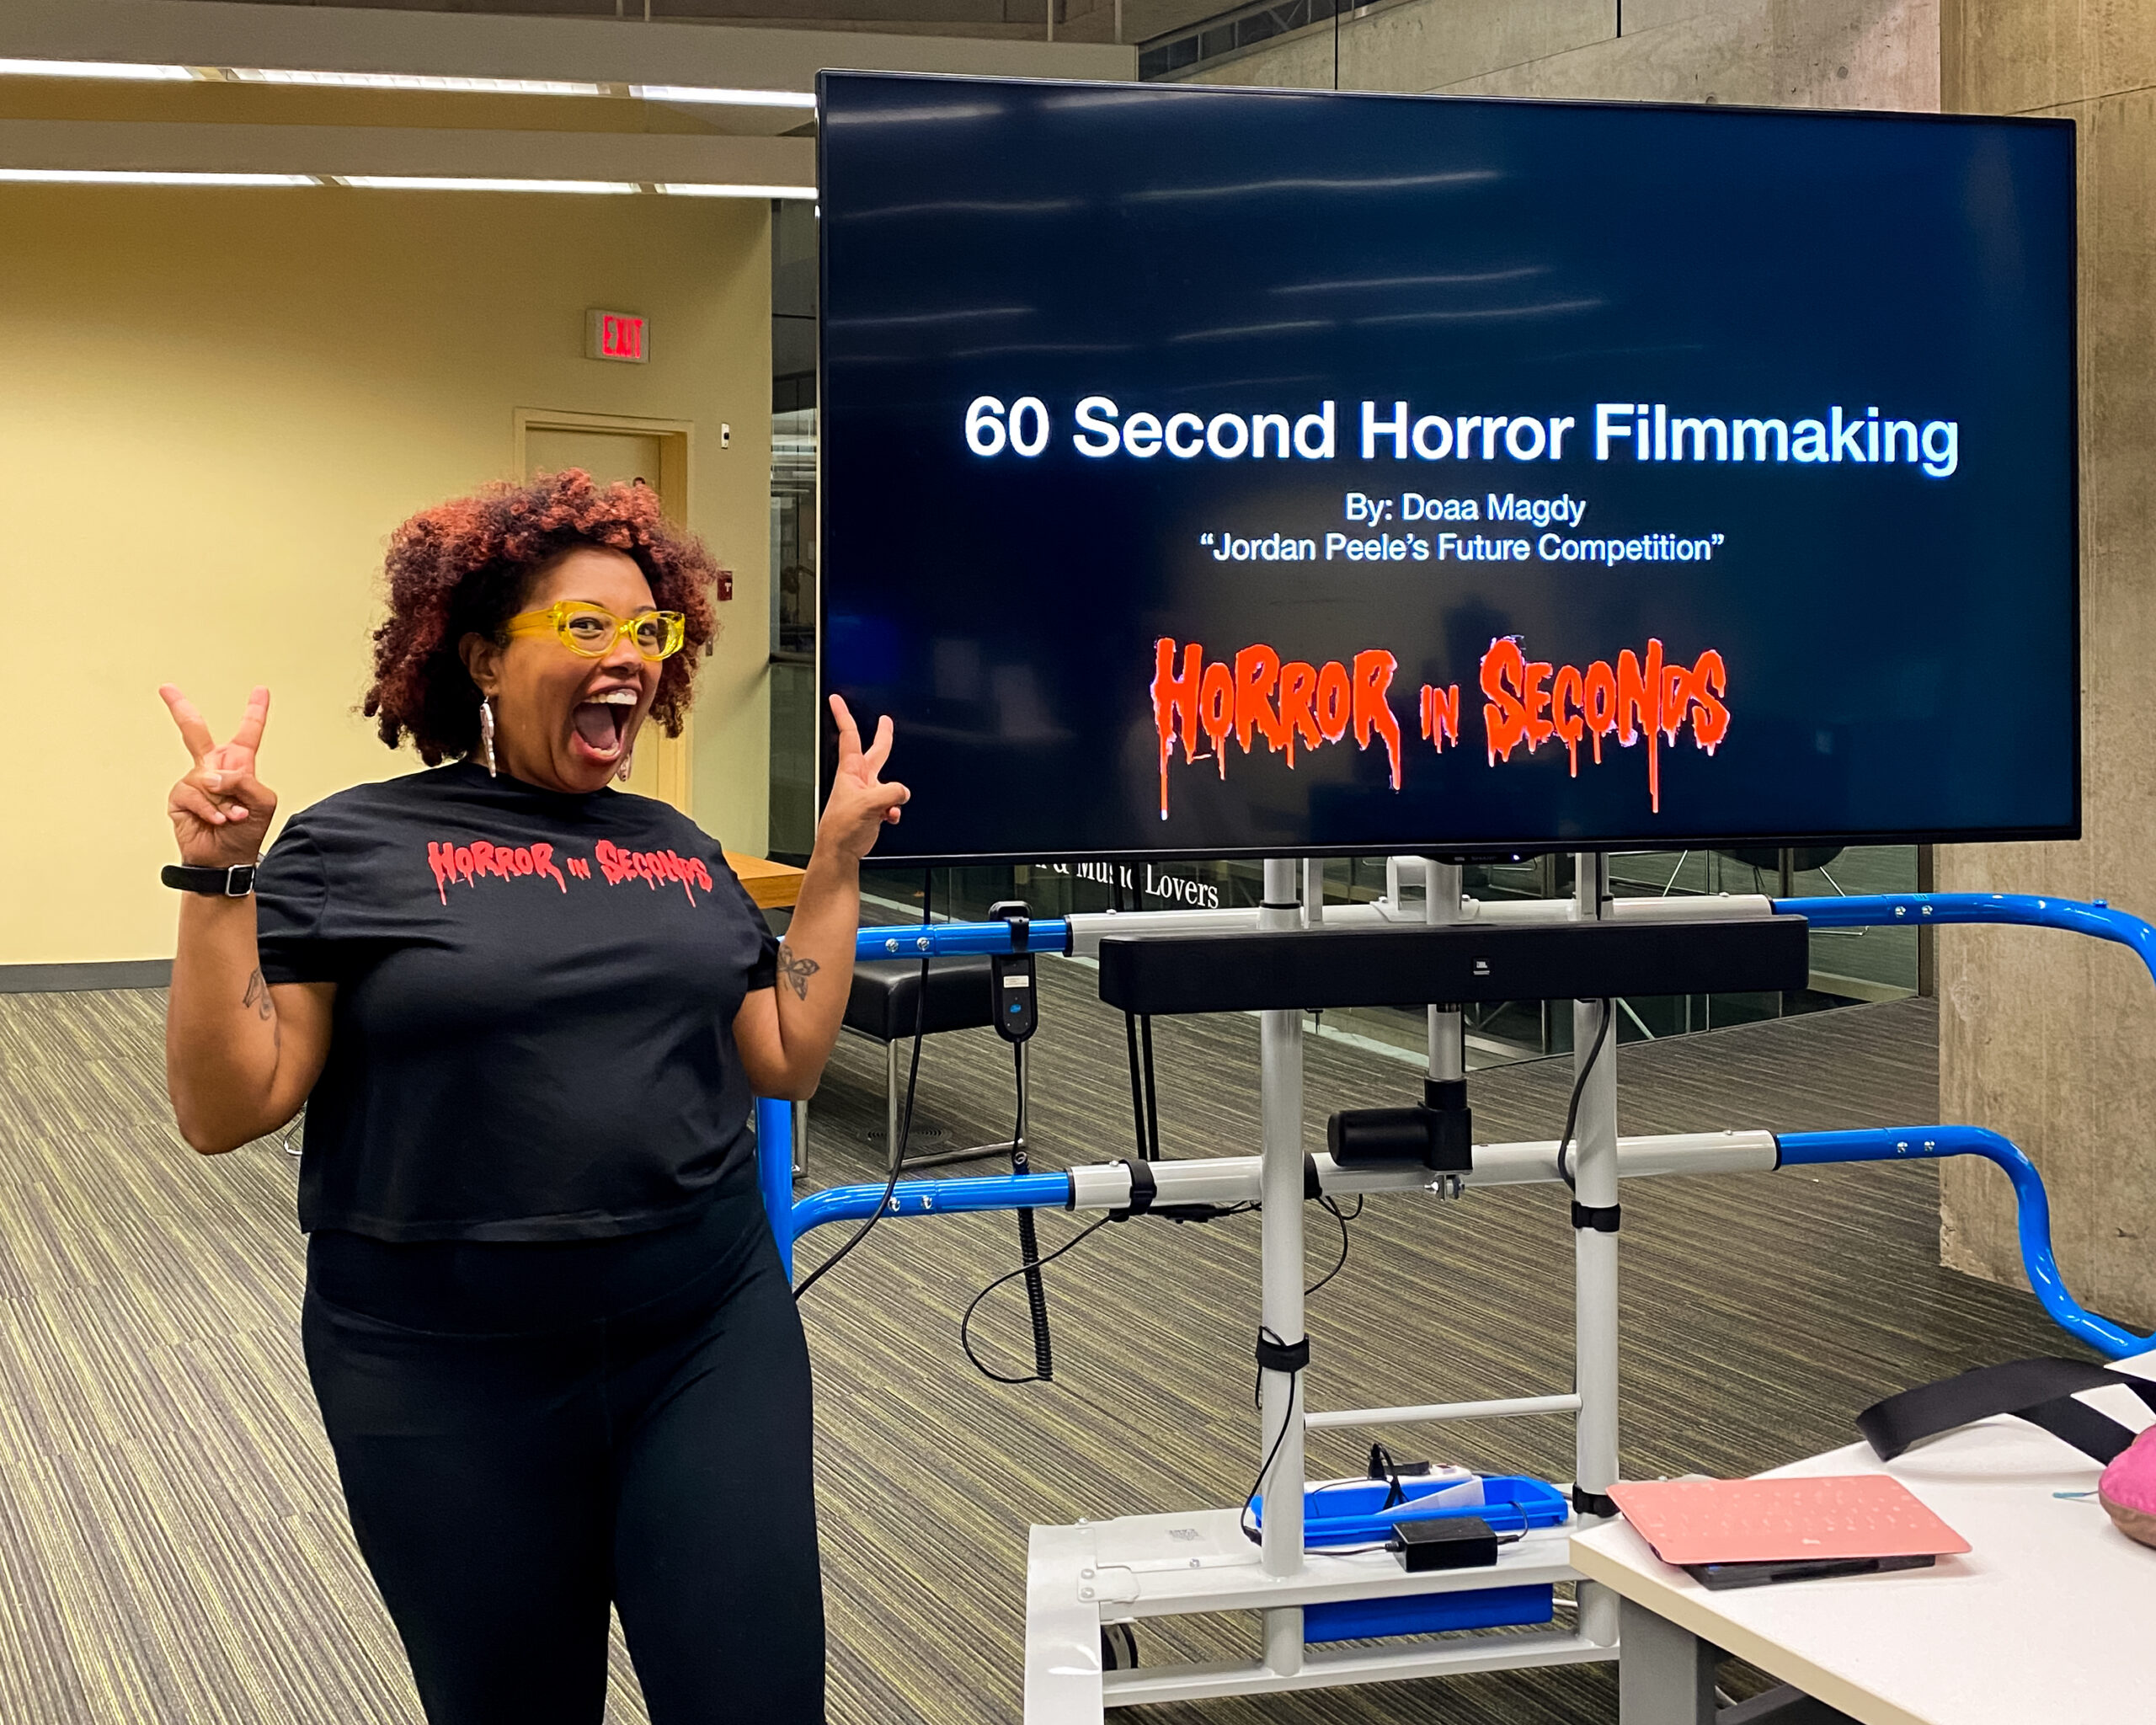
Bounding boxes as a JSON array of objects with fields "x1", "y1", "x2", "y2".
[{"x1": 831, "y1": 956, "x2": 1014, "y2": 1174}]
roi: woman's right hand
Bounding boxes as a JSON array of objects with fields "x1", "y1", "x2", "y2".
[{"x1": 159, "y1": 685, "x2": 278, "y2": 868}]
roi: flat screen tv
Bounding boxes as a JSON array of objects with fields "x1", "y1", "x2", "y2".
[{"x1": 816, "y1": 72, "x2": 2077, "y2": 864}]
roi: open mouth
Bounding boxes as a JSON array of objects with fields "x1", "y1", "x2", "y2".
[{"x1": 570, "y1": 688, "x2": 639, "y2": 764}]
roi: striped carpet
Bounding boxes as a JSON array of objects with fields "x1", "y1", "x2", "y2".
[{"x1": 0, "y1": 973, "x2": 2080, "y2": 1722}]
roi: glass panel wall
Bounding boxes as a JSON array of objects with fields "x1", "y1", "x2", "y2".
[{"x1": 768, "y1": 198, "x2": 819, "y2": 863}]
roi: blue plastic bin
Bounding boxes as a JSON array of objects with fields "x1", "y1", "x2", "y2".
[
  {"x1": 1304, "y1": 1583, "x2": 1556, "y2": 1644},
  {"x1": 1247, "y1": 1471, "x2": 1570, "y2": 1548},
  {"x1": 1246, "y1": 1471, "x2": 1569, "y2": 1645}
]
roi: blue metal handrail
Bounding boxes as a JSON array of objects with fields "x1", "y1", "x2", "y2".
[
  {"x1": 854, "y1": 920, "x2": 1071, "y2": 960},
  {"x1": 747, "y1": 890, "x2": 2156, "y2": 1343},
  {"x1": 1778, "y1": 1125, "x2": 2152, "y2": 1359},
  {"x1": 791, "y1": 1171, "x2": 1071, "y2": 1238},
  {"x1": 776, "y1": 1125, "x2": 2153, "y2": 1360},
  {"x1": 1775, "y1": 891, "x2": 2156, "y2": 994},
  {"x1": 849, "y1": 893, "x2": 2156, "y2": 976}
]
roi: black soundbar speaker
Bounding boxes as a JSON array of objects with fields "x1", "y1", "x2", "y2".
[{"x1": 1095, "y1": 916, "x2": 1810, "y2": 1017}]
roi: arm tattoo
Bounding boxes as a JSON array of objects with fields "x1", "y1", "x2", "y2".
[
  {"x1": 776, "y1": 943, "x2": 820, "y2": 1001},
  {"x1": 242, "y1": 969, "x2": 274, "y2": 1022}
]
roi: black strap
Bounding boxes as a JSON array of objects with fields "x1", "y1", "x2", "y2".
[
  {"x1": 1255, "y1": 1333, "x2": 1310, "y2": 1375},
  {"x1": 1858, "y1": 1357, "x2": 2156, "y2": 1464},
  {"x1": 162, "y1": 862, "x2": 256, "y2": 897},
  {"x1": 1572, "y1": 1486, "x2": 1618, "y2": 1518},
  {"x1": 1570, "y1": 1201, "x2": 1620, "y2": 1233},
  {"x1": 1108, "y1": 1159, "x2": 1156, "y2": 1222}
]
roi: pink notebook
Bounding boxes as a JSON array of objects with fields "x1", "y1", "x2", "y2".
[{"x1": 1608, "y1": 1475, "x2": 1971, "y2": 1567}]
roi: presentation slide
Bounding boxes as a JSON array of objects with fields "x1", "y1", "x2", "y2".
[{"x1": 818, "y1": 73, "x2": 2077, "y2": 863}]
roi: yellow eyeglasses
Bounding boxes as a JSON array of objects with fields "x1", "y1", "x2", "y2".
[{"x1": 504, "y1": 601, "x2": 686, "y2": 662}]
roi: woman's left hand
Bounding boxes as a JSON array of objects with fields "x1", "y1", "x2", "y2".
[{"x1": 816, "y1": 694, "x2": 909, "y2": 862}]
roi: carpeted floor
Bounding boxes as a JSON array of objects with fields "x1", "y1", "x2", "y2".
[{"x1": 0, "y1": 970, "x2": 2084, "y2": 1722}]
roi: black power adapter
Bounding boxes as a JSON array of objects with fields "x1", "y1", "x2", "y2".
[{"x1": 1391, "y1": 1515, "x2": 1499, "y2": 1573}]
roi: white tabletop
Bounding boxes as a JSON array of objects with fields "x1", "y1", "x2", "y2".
[{"x1": 1571, "y1": 1360, "x2": 2156, "y2": 1725}]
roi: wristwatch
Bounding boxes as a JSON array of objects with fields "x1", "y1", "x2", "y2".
[{"x1": 161, "y1": 862, "x2": 257, "y2": 897}]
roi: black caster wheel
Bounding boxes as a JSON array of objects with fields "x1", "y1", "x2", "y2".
[{"x1": 1101, "y1": 1622, "x2": 1139, "y2": 1671}]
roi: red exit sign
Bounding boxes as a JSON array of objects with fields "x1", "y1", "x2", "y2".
[{"x1": 585, "y1": 310, "x2": 648, "y2": 363}]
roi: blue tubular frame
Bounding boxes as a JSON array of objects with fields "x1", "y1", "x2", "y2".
[
  {"x1": 755, "y1": 1097, "x2": 798, "y2": 1279},
  {"x1": 1775, "y1": 890, "x2": 2156, "y2": 991},
  {"x1": 751, "y1": 921, "x2": 1068, "y2": 1273},
  {"x1": 853, "y1": 919, "x2": 1073, "y2": 959},
  {"x1": 793, "y1": 1172, "x2": 1072, "y2": 1236},
  {"x1": 746, "y1": 892, "x2": 2155, "y2": 1355},
  {"x1": 1778, "y1": 1126, "x2": 2152, "y2": 1359}
]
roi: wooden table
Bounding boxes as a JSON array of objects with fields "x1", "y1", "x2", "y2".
[
  {"x1": 1570, "y1": 1351, "x2": 2156, "y2": 1724},
  {"x1": 725, "y1": 851, "x2": 807, "y2": 911}
]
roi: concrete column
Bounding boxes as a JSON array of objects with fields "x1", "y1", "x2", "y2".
[
  {"x1": 1177, "y1": 0, "x2": 1939, "y2": 112},
  {"x1": 1938, "y1": 0, "x2": 2156, "y2": 1330}
]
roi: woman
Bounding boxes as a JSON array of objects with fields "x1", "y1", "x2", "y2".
[{"x1": 160, "y1": 470, "x2": 904, "y2": 1725}]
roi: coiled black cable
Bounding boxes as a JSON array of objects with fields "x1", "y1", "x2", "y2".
[{"x1": 961, "y1": 1215, "x2": 1112, "y2": 1384}]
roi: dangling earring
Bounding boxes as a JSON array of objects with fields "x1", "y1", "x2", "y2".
[{"x1": 478, "y1": 696, "x2": 498, "y2": 779}]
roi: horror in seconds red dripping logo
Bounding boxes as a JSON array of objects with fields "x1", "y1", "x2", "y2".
[
  {"x1": 427, "y1": 837, "x2": 716, "y2": 905},
  {"x1": 1148, "y1": 635, "x2": 1730, "y2": 819}
]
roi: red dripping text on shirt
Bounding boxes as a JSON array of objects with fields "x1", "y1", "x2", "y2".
[{"x1": 426, "y1": 838, "x2": 713, "y2": 905}]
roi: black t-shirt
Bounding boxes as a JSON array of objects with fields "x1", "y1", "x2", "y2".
[{"x1": 254, "y1": 761, "x2": 780, "y2": 1242}]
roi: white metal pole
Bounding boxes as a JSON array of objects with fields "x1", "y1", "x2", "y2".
[
  {"x1": 1257, "y1": 856, "x2": 1305, "y2": 1673},
  {"x1": 1572, "y1": 851, "x2": 1621, "y2": 1646},
  {"x1": 1427, "y1": 858, "x2": 1464, "y2": 1081}
]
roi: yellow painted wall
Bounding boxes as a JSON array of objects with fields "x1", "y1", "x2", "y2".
[{"x1": 0, "y1": 184, "x2": 771, "y2": 968}]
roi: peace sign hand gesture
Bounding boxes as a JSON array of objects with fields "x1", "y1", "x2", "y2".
[
  {"x1": 817, "y1": 694, "x2": 910, "y2": 864},
  {"x1": 159, "y1": 685, "x2": 279, "y2": 868}
]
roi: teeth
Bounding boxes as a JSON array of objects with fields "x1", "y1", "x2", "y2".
[{"x1": 590, "y1": 690, "x2": 638, "y2": 706}]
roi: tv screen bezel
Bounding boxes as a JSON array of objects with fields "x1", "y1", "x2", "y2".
[{"x1": 813, "y1": 72, "x2": 2082, "y2": 868}]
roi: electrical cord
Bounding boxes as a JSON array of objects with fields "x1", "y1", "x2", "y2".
[
  {"x1": 1305, "y1": 1194, "x2": 1362, "y2": 1297},
  {"x1": 1123, "y1": 1011, "x2": 1149, "y2": 1160},
  {"x1": 1555, "y1": 997, "x2": 1614, "y2": 1193},
  {"x1": 793, "y1": 873, "x2": 933, "y2": 1302},
  {"x1": 960, "y1": 1214, "x2": 1113, "y2": 1383},
  {"x1": 1139, "y1": 1014, "x2": 1161, "y2": 1163},
  {"x1": 1005, "y1": 1039, "x2": 1054, "y2": 1381},
  {"x1": 1235, "y1": 1324, "x2": 1301, "y2": 1545}
]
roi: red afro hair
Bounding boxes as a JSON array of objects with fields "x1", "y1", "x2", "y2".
[{"x1": 364, "y1": 469, "x2": 729, "y2": 765}]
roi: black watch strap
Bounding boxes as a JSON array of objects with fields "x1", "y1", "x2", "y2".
[{"x1": 162, "y1": 862, "x2": 257, "y2": 897}]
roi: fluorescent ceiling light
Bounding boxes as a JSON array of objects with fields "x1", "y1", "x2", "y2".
[
  {"x1": 635, "y1": 86, "x2": 816, "y2": 109},
  {"x1": 0, "y1": 171, "x2": 812, "y2": 198},
  {"x1": 340, "y1": 175, "x2": 638, "y2": 194},
  {"x1": 660, "y1": 182, "x2": 817, "y2": 200},
  {"x1": 0, "y1": 168, "x2": 312, "y2": 186},
  {"x1": 0, "y1": 56, "x2": 818, "y2": 109},
  {"x1": 0, "y1": 57, "x2": 190, "y2": 82},
  {"x1": 231, "y1": 68, "x2": 606, "y2": 98}
]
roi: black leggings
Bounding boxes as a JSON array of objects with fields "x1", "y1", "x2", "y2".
[{"x1": 302, "y1": 1180, "x2": 823, "y2": 1725}]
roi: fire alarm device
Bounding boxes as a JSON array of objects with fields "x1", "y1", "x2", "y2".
[{"x1": 585, "y1": 310, "x2": 648, "y2": 363}]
